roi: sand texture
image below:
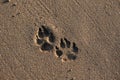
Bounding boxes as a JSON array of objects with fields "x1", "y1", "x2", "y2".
[{"x1": 0, "y1": 0, "x2": 120, "y2": 80}]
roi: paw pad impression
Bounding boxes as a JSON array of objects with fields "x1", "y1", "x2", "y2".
[
  {"x1": 55, "y1": 38, "x2": 79, "y2": 62},
  {"x1": 35, "y1": 25, "x2": 55, "y2": 51},
  {"x1": 34, "y1": 25, "x2": 79, "y2": 62}
]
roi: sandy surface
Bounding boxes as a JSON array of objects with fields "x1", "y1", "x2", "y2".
[{"x1": 0, "y1": 0, "x2": 120, "y2": 80}]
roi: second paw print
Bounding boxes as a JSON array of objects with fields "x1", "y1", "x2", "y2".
[{"x1": 54, "y1": 38, "x2": 79, "y2": 62}]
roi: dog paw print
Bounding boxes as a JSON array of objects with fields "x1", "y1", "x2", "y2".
[
  {"x1": 54, "y1": 38, "x2": 78, "y2": 62},
  {"x1": 35, "y1": 25, "x2": 55, "y2": 51}
]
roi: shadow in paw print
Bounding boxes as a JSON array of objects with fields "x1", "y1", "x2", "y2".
[
  {"x1": 41, "y1": 25, "x2": 51, "y2": 37},
  {"x1": 64, "y1": 38, "x2": 71, "y2": 48},
  {"x1": 41, "y1": 42, "x2": 53, "y2": 51},
  {"x1": 49, "y1": 33, "x2": 55, "y2": 43},
  {"x1": 72, "y1": 42, "x2": 78, "y2": 53},
  {"x1": 60, "y1": 39, "x2": 65, "y2": 48},
  {"x1": 36, "y1": 36, "x2": 44, "y2": 45},
  {"x1": 38, "y1": 28, "x2": 44, "y2": 38},
  {"x1": 35, "y1": 25, "x2": 56, "y2": 52},
  {"x1": 55, "y1": 37, "x2": 79, "y2": 62},
  {"x1": 3, "y1": 0, "x2": 10, "y2": 3},
  {"x1": 55, "y1": 46, "x2": 63, "y2": 57},
  {"x1": 67, "y1": 53, "x2": 77, "y2": 60}
]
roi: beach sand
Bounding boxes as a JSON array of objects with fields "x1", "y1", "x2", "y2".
[{"x1": 0, "y1": 0, "x2": 120, "y2": 80}]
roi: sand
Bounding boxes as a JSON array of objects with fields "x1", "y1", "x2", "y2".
[{"x1": 0, "y1": 0, "x2": 120, "y2": 80}]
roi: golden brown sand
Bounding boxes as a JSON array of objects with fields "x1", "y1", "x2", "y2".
[{"x1": 0, "y1": 0, "x2": 120, "y2": 80}]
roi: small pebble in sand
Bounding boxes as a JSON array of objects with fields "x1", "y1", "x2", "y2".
[{"x1": 67, "y1": 69, "x2": 72, "y2": 73}]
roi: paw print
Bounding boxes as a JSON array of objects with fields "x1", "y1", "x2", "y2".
[
  {"x1": 54, "y1": 38, "x2": 78, "y2": 62},
  {"x1": 35, "y1": 25, "x2": 55, "y2": 51},
  {"x1": 34, "y1": 25, "x2": 79, "y2": 62}
]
